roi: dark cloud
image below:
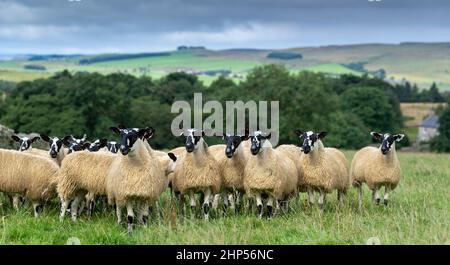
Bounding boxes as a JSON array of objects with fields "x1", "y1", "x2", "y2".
[{"x1": 0, "y1": 0, "x2": 449, "y2": 53}]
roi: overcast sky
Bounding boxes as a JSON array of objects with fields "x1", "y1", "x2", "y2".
[{"x1": 1, "y1": 0, "x2": 449, "y2": 54}]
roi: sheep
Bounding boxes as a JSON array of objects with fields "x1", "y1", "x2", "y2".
[
  {"x1": 106, "y1": 126, "x2": 167, "y2": 232},
  {"x1": 0, "y1": 149, "x2": 59, "y2": 217},
  {"x1": 294, "y1": 130, "x2": 350, "y2": 208},
  {"x1": 107, "y1": 141, "x2": 120, "y2": 154},
  {"x1": 275, "y1": 144, "x2": 307, "y2": 193},
  {"x1": 86, "y1": 139, "x2": 108, "y2": 152},
  {"x1": 243, "y1": 131, "x2": 298, "y2": 218},
  {"x1": 11, "y1": 135, "x2": 41, "y2": 152},
  {"x1": 211, "y1": 134, "x2": 250, "y2": 212},
  {"x1": 171, "y1": 129, "x2": 222, "y2": 220},
  {"x1": 40, "y1": 134, "x2": 72, "y2": 166},
  {"x1": 351, "y1": 132, "x2": 405, "y2": 209},
  {"x1": 58, "y1": 149, "x2": 117, "y2": 221}
]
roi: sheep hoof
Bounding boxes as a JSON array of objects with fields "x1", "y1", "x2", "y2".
[
  {"x1": 202, "y1": 203, "x2": 210, "y2": 220},
  {"x1": 267, "y1": 205, "x2": 273, "y2": 218},
  {"x1": 127, "y1": 216, "x2": 134, "y2": 233},
  {"x1": 383, "y1": 199, "x2": 389, "y2": 206},
  {"x1": 257, "y1": 205, "x2": 263, "y2": 218},
  {"x1": 142, "y1": 215, "x2": 148, "y2": 225},
  {"x1": 375, "y1": 198, "x2": 381, "y2": 205}
]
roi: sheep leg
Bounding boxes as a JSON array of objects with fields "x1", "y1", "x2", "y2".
[
  {"x1": 12, "y1": 195, "x2": 21, "y2": 210},
  {"x1": 383, "y1": 186, "x2": 390, "y2": 206},
  {"x1": 318, "y1": 190, "x2": 326, "y2": 209},
  {"x1": 202, "y1": 188, "x2": 212, "y2": 220},
  {"x1": 70, "y1": 194, "x2": 84, "y2": 222},
  {"x1": 212, "y1": 193, "x2": 220, "y2": 210},
  {"x1": 373, "y1": 187, "x2": 381, "y2": 205},
  {"x1": 235, "y1": 191, "x2": 242, "y2": 213},
  {"x1": 126, "y1": 202, "x2": 134, "y2": 233},
  {"x1": 137, "y1": 202, "x2": 149, "y2": 226},
  {"x1": 267, "y1": 196, "x2": 274, "y2": 218},
  {"x1": 256, "y1": 193, "x2": 263, "y2": 219},
  {"x1": 32, "y1": 202, "x2": 42, "y2": 218},
  {"x1": 228, "y1": 193, "x2": 236, "y2": 211},
  {"x1": 116, "y1": 205, "x2": 123, "y2": 224},
  {"x1": 189, "y1": 190, "x2": 196, "y2": 217},
  {"x1": 59, "y1": 198, "x2": 70, "y2": 221},
  {"x1": 357, "y1": 185, "x2": 363, "y2": 211},
  {"x1": 337, "y1": 190, "x2": 345, "y2": 208},
  {"x1": 307, "y1": 188, "x2": 315, "y2": 206}
]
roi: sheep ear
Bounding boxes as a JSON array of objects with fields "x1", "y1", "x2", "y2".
[
  {"x1": 395, "y1": 134, "x2": 405, "y2": 142},
  {"x1": 82, "y1": 142, "x2": 91, "y2": 150},
  {"x1": 265, "y1": 133, "x2": 272, "y2": 140},
  {"x1": 31, "y1": 136, "x2": 40, "y2": 143},
  {"x1": 370, "y1": 132, "x2": 383, "y2": 141},
  {"x1": 294, "y1": 130, "x2": 303, "y2": 136},
  {"x1": 40, "y1": 134, "x2": 50, "y2": 142},
  {"x1": 318, "y1": 131, "x2": 327, "y2": 139},
  {"x1": 110, "y1": 127, "x2": 121, "y2": 135},
  {"x1": 11, "y1": 135, "x2": 21, "y2": 142},
  {"x1": 168, "y1": 152, "x2": 177, "y2": 162}
]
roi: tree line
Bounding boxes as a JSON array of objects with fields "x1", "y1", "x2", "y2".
[{"x1": 0, "y1": 65, "x2": 448, "y2": 150}]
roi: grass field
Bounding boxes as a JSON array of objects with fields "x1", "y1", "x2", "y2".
[
  {"x1": 1, "y1": 43, "x2": 449, "y2": 89},
  {"x1": 0, "y1": 151, "x2": 448, "y2": 245}
]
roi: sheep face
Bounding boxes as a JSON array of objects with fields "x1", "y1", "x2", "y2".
[
  {"x1": 371, "y1": 132, "x2": 405, "y2": 155},
  {"x1": 41, "y1": 134, "x2": 72, "y2": 158},
  {"x1": 11, "y1": 135, "x2": 40, "y2": 151},
  {"x1": 223, "y1": 134, "x2": 248, "y2": 158},
  {"x1": 110, "y1": 125, "x2": 154, "y2": 155},
  {"x1": 294, "y1": 130, "x2": 327, "y2": 154},
  {"x1": 107, "y1": 141, "x2": 120, "y2": 154},
  {"x1": 182, "y1": 128, "x2": 205, "y2": 153},
  {"x1": 87, "y1": 139, "x2": 108, "y2": 152},
  {"x1": 250, "y1": 131, "x2": 271, "y2": 155}
]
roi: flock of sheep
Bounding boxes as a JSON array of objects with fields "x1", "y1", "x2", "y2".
[{"x1": 0, "y1": 125, "x2": 405, "y2": 232}]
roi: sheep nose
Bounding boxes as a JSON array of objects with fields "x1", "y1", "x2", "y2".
[
  {"x1": 250, "y1": 146, "x2": 259, "y2": 155},
  {"x1": 225, "y1": 148, "x2": 233, "y2": 158}
]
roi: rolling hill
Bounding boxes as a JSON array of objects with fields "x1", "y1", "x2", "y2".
[{"x1": 0, "y1": 43, "x2": 449, "y2": 89}]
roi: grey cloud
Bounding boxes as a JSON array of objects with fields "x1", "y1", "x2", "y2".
[{"x1": 0, "y1": 0, "x2": 449, "y2": 53}]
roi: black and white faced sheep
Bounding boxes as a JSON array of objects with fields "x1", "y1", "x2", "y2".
[
  {"x1": 86, "y1": 139, "x2": 108, "y2": 152},
  {"x1": 294, "y1": 130, "x2": 350, "y2": 209},
  {"x1": 351, "y1": 132, "x2": 404, "y2": 209},
  {"x1": 106, "y1": 125, "x2": 166, "y2": 232},
  {"x1": 40, "y1": 134, "x2": 72, "y2": 165},
  {"x1": 244, "y1": 131, "x2": 298, "y2": 218},
  {"x1": 11, "y1": 135, "x2": 41, "y2": 152},
  {"x1": 107, "y1": 141, "x2": 121, "y2": 154},
  {"x1": 211, "y1": 133, "x2": 250, "y2": 212},
  {"x1": 171, "y1": 129, "x2": 222, "y2": 220}
]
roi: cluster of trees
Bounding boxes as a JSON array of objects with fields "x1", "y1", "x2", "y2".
[
  {"x1": 392, "y1": 82, "x2": 447, "y2": 103},
  {"x1": 266, "y1": 52, "x2": 303, "y2": 60},
  {"x1": 0, "y1": 65, "x2": 415, "y2": 150}
]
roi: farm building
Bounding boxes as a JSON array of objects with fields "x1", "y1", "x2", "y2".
[{"x1": 418, "y1": 114, "x2": 440, "y2": 142}]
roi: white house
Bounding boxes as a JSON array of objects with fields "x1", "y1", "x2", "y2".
[{"x1": 418, "y1": 115, "x2": 440, "y2": 142}]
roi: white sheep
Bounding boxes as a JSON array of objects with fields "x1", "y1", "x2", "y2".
[
  {"x1": 294, "y1": 130, "x2": 350, "y2": 208},
  {"x1": 351, "y1": 132, "x2": 405, "y2": 209},
  {"x1": 0, "y1": 149, "x2": 59, "y2": 217},
  {"x1": 106, "y1": 126, "x2": 167, "y2": 232},
  {"x1": 211, "y1": 134, "x2": 250, "y2": 212},
  {"x1": 171, "y1": 129, "x2": 222, "y2": 220},
  {"x1": 58, "y1": 149, "x2": 117, "y2": 221},
  {"x1": 244, "y1": 131, "x2": 298, "y2": 218}
]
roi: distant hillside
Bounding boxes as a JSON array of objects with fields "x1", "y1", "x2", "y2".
[{"x1": 0, "y1": 43, "x2": 449, "y2": 89}]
